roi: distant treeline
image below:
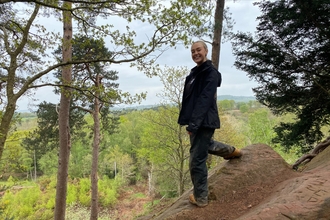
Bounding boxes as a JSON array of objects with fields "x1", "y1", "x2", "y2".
[
  {"x1": 16, "y1": 95, "x2": 256, "y2": 115},
  {"x1": 217, "y1": 95, "x2": 255, "y2": 102}
]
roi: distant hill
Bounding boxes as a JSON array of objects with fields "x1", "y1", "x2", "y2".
[
  {"x1": 116, "y1": 95, "x2": 256, "y2": 111},
  {"x1": 217, "y1": 95, "x2": 255, "y2": 102}
]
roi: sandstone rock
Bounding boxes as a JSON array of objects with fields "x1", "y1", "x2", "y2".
[{"x1": 138, "y1": 143, "x2": 330, "y2": 220}]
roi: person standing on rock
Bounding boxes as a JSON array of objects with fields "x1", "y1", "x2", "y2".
[{"x1": 178, "y1": 40, "x2": 242, "y2": 207}]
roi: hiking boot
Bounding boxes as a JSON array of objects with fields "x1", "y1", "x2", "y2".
[
  {"x1": 223, "y1": 147, "x2": 242, "y2": 160},
  {"x1": 189, "y1": 194, "x2": 208, "y2": 207}
]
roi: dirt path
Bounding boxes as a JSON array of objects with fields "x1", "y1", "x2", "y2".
[{"x1": 106, "y1": 183, "x2": 153, "y2": 220}]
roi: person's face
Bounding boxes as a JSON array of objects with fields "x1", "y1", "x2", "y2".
[{"x1": 191, "y1": 42, "x2": 208, "y2": 66}]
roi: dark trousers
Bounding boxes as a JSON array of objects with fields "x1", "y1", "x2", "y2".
[
  {"x1": 189, "y1": 127, "x2": 235, "y2": 202},
  {"x1": 189, "y1": 127, "x2": 214, "y2": 203}
]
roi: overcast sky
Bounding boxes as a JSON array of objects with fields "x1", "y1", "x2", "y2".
[{"x1": 17, "y1": 0, "x2": 261, "y2": 112}]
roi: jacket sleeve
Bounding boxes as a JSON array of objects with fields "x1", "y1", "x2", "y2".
[{"x1": 186, "y1": 69, "x2": 219, "y2": 133}]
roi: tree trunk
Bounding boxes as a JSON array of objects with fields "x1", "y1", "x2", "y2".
[
  {"x1": 0, "y1": 102, "x2": 16, "y2": 159},
  {"x1": 54, "y1": 2, "x2": 72, "y2": 220},
  {"x1": 90, "y1": 75, "x2": 101, "y2": 220},
  {"x1": 34, "y1": 149, "x2": 37, "y2": 181},
  {"x1": 148, "y1": 163, "x2": 154, "y2": 196},
  {"x1": 211, "y1": 0, "x2": 225, "y2": 70}
]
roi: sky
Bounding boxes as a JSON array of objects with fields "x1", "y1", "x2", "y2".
[{"x1": 17, "y1": 0, "x2": 261, "y2": 112}]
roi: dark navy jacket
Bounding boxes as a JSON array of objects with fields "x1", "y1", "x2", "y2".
[{"x1": 178, "y1": 60, "x2": 222, "y2": 133}]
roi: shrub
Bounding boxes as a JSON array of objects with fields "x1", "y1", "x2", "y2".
[
  {"x1": 0, "y1": 176, "x2": 124, "y2": 219},
  {"x1": 0, "y1": 184, "x2": 41, "y2": 219},
  {"x1": 77, "y1": 178, "x2": 91, "y2": 206},
  {"x1": 98, "y1": 177, "x2": 121, "y2": 207},
  {"x1": 67, "y1": 183, "x2": 78, "y2": 205}
]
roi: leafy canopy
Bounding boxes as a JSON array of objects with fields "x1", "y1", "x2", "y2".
[{"x1": 231, "y1": 0, "x2": 330, "y2": 152}]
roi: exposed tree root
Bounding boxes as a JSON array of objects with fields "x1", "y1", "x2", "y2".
[{"x1": 292, "y1": 136, "x2": 330, "y2": 170}]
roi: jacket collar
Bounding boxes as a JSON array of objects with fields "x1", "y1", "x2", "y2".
[{"x1": 191, "y1": 60, "x2": 213, "y2": 75}]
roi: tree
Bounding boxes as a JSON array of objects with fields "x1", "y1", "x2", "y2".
[
  {"x1": 231, "y1": 0, "x2": 330, "y2": 153},
  {"x1": 1, "y1": 1, "x2": 212, "y2": 218},
  {"x1": 65, "y1": 36, "x2": 124, "y2": 220},
  {"x1": 65, "y1": 37, "x2": 120, "y2": 219},
  {"x1": 157, "y1": 67, "x2": 191, "y2": 196},
  {"x1": 90, "y1": 74, "x2": 101, "y2": 220},
  {"x1": 54, "y1": 34, "x2": 124, "y2": 218},
  {"x1": 55, "y1": 2, "x2": 72, "y2": 219},
  {"x1": 0, "y1": 3, "x2": 49, "y2": 160},
  {"x1": 245, "y1": 108, "x2": 277, "y2": 146},
  {"x1": 211, "y1": 0, "x2": 225, "y2": 69},
  {"x1": 100, "y1": 145, "x2": 135, "y2": 181},
  {"x1": 0, "y1": 130, "x2": 31, "y2": 177},
  {"x1": 0, "y1": 0, "x2": 211, "y2": 166},
  {"x1": 137, "y1": 66, "x2": 190, "y2": 196},
  {"x1": 195, "y1": 0, "x2": 234, "y2": 69},
  {"x1": 219, "y1": 99, "x2": 235, "y2": 111},
  {"x1": 22, "y1": 102, "x2": 87, "y2": 167}
]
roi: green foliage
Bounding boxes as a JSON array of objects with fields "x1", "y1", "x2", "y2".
[
  {"x1": 273, "y1": 145, "x2": 299, "y2": 164},
  {"x1": 219, "y1": 100, "x2": 235, "y2": 111},
  {"x1": 0, "y1": 184, "x2": 42, "y2": 219},
  {"x1": 22, "y1": 102, "x2": 88, "y2": 171},
  {"x1": 53, "y1": 35, "x2": 134, "y2": 107},
  {"x1": 137, "y1": 106, "x2": 191, "y2": 196},
  {"x1": 6, "y1": 176, "x2": 16, "y2": 186},
  {"x1": 72, "y1": 177, "x2": 121, "y2": 207},
  {"x1": 66, "y1": 183, "x2": 79, "y2": 206},
  {"x1": 239, "y1": 104, "x2": 249, "y2": 113},
  {"x1": 98, "y1": 177, "x2": 122, "y2": 207},
  {"x1": 232, "y1": 0, "x2": 330, "y2": 152},
  {"x1": 131, "y1": 192, "x2": 146, "y2": 199},
  {"x1": 1, "y1": 96, "x2": 311, "y2": 218},
  {"x1": 77, "y1": 178, "x2": 91, "y2": 206},
  {"x1": 0, "y1": 0, "x2": 212, "y2": 167},
  {"x1": 69, "y1": 141, "x2": 92, "y2": 178},
  {"x1": 39, "y1": 148, "x2": 58, "y2": 176},
  {"x1": 1, "y1": 129, "x2": 34, "y2": 178},
  {"x1": 102, "y1": 110, "x2": 146, "y2": 158},
  {"x1": 245, "y1": 108, "x2": 277, "y2": 146},
  {"x1": 0, "y1": 176, "x2": 123, "y2": 219},
  {"x1": 100, "y1": 145, "x2": 135, "y2": 183},
  {"x1": 214, "y1": 111, "x2": 248, "y2": 149},
  {"x1": 0, "y1": 99, "x2": 311, "y2": 219}
]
